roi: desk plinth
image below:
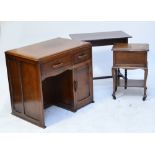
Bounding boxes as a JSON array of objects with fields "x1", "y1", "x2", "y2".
[{"x1": 5, "y1": 38, "x2": 94, "y2": 128}]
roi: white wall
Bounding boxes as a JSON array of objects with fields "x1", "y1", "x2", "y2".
[
  {"x1": 1, "y1": 21, "x2": 154, "y2": 78},
  {"x1": 0, "y1": 21, "x2": 155, "y2": 79},
  {"x1": 0, "y1": 21, "x2": 155, "y2": 51}
]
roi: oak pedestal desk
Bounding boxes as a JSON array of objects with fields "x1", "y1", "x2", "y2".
[{"x1": 5, "y1": 38, "x2": 94, "y2": 128}]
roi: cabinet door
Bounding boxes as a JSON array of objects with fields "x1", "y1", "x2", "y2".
[{"x1": 74, "y1": 61, "x2": 93, "y2": 110}]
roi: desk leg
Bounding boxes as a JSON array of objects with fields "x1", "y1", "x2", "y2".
[
  {"x1": 143, "y1": 68, "x2": 148, "y2": 101},
  {"x1": 112, "y1": 68, "x2": 116, "y2": 99},
  {"x1": 125, "y1": 69, "x2": 127, "y2": 89}
]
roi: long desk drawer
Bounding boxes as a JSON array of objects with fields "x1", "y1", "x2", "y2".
[{"x1": 41, "y1": 55, "x2": 72, "y2": 78}]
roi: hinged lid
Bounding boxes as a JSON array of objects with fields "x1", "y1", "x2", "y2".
[{"x1": 112, "y1": 43, "x2": 149, "y2": 52}]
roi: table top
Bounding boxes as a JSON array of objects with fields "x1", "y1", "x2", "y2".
[
  {"x1": 69, "y1": 31, "x2": 132, "y2": 42},
  {"x1": 6, "y1": 38, "x2": 89, "y2": 61},
  {"x1": 112, "y1": 43, "x2": 149, "y2": 52}
]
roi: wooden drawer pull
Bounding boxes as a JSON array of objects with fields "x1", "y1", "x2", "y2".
[
  {"x1": 78, "y1": 54, "x2": 87, "y2": 59},
  {"x1": 52, "y1": 62, "x2": 63, "y2": 68}
]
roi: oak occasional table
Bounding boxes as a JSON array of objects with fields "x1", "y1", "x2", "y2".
[
  {"x1": 112, "y1": 43, "x2": 149, "y2": 101},
  {"x1": 5, "y1": 38, "x2": 94, "y2": 128},
  {"x1": 70, "y1": 31, "x2": 132, "y2": 80}
]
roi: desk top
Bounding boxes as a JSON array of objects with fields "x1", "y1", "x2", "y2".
[
  {"x1": 112, "y1": 43, "x2": 149, "y2": 52},
  {"x1": 70, "y1": 31, "x2": 132, "y2": 42},
  {"x1": 6, "y1": 38, "x2": 90, "y2": 61}
]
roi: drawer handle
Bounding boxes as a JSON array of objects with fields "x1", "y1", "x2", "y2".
[
  {"x1": 52, "y1": 62, "x2": 63, "y2": 68},
  {"x1": 78, "y1": 54, "x2": 87, "y2": 59}
]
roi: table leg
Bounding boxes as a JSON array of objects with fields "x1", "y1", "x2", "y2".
[
  {"x1": 117, "y1": 69, "x2": 126, "y2": 79},
  {"x1": 143, "y1": 68, "x2": 148, "y2": 101},
  {"x1": 112, "y1": 68, "x2": 116, "y2": 99},
  {"x1": 125, "y1": 69, "x2": 127, "y2": 89}
]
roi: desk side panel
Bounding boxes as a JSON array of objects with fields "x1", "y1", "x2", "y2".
[
  {"x1": 6, "y1": 55, "x2": 45, "y2": 127},
  {"x1": 6, "y1": 57, "x2": 24, "y2": 114},
  {"x1": 20, "y1": 62, "x2": 44, "y2": 123}
]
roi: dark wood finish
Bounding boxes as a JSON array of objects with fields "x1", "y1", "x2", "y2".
[
  {"x1": 93, "y1": 76, "x2": 112, "y2": 80},
  {"x1": 5, "y1": 38, "x2": 94, "y2": 128},
  {"x1": 118, "y1": 79, "x2": 145, "y2": 87},
  {"x1": 70, "y1": 31, "x2": 132, "y2": 45},
  {"x1": 112, "y1": 43, "x2": 149, "y2": 100},
  {"x1": 70, "y1": 31, "x2": 132, "y2": 79}
]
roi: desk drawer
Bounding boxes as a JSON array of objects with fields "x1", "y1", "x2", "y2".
[
  {"x1": 41, "y1": 56, "x2": 72, "y2": 77},
  {"x1": 74, "y1": 50, "x2": 91, "y2": 64},
  {"x1": 114, "y1": 51, "x2": 147, "y2": 66}
]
